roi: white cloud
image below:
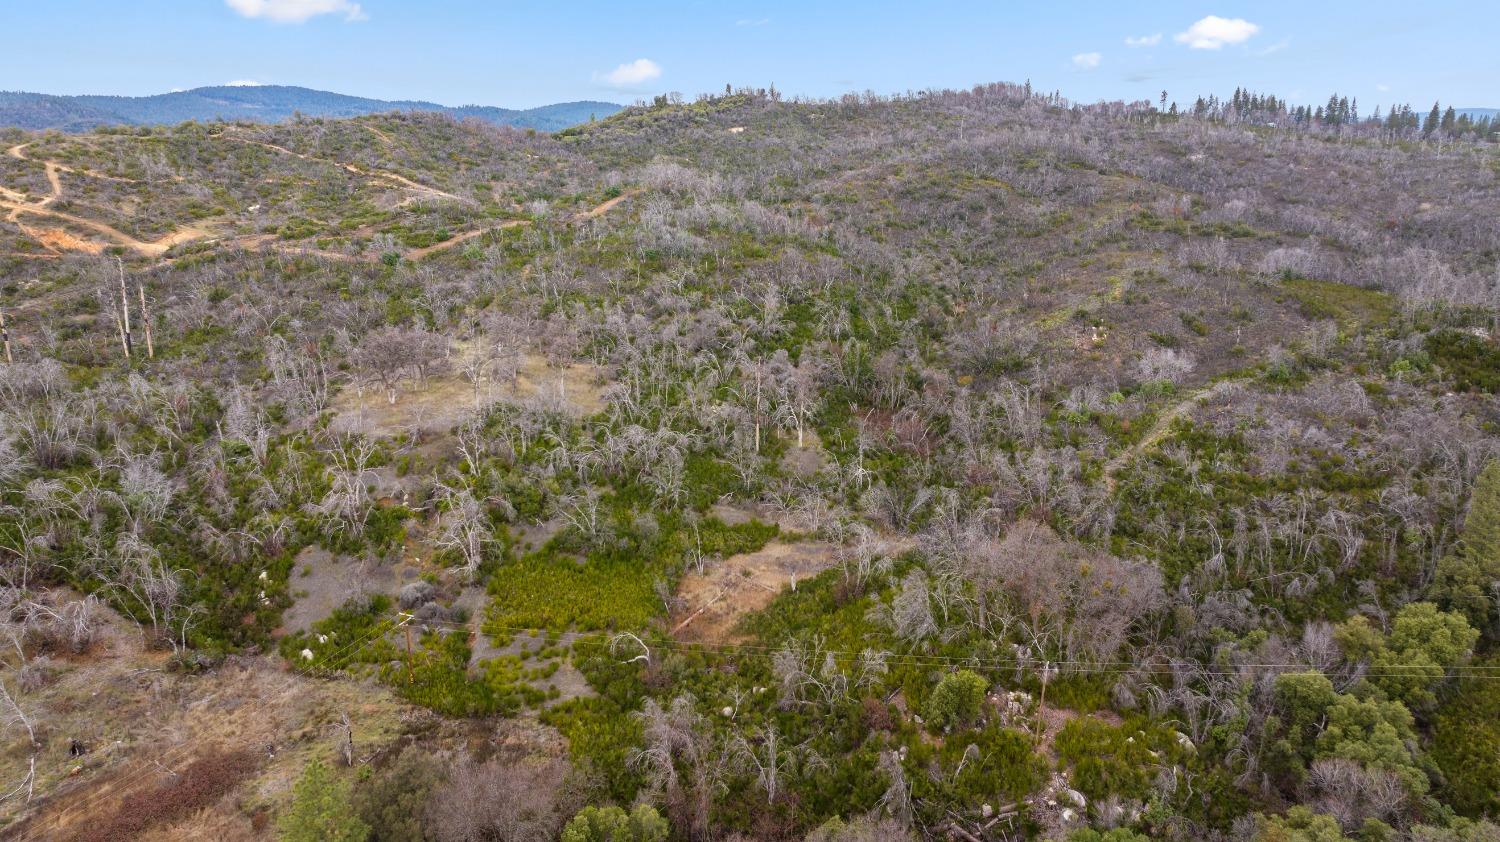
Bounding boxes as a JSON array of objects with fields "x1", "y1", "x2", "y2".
[
  {"x1": 1174, "y1": 16, "x2": 1259, "y2": 50},
  {"x1": 224, "y1": 0, "x2": 366, "y2": 23},
  {"x1": 736, "y1": 18, "x2": 770, "y2": 27},
  {"x1": 1376, "y1": 84, "x2": 1391, "y2": 92},
  {"x1": 1125, "y1": 33, "x2": 1162, "y2": 47},
  {"x1": 598, "y1": 58, "x2": 663, "y2": 88},
  {"x1": 225, "y1": 79, "x2": 264, "y2": 87},
  {"x1": 1071, "y1": 52, "x2": 1102, "y2": 70}
]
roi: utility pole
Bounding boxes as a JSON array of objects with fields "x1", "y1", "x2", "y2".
[
  {"x1": 400, "y1": 613, "x2": 414, "y2": 684},
  {"x1": 1034, "y1": 661, "x2": 1052, "y2": 747},
  {"x1": 0, "y1": 305, "x2": 12, "y2": 364},
  {"x1": 116, "y1": 258, "x2": 133, "y2": 359}
]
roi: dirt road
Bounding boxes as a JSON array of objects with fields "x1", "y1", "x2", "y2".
[
  {"x1": 2, "y1": 142, "x2": 208, "y2": 256},
  {"x1": 217, "y1": 130, "x2": 471, "y2": 205},
  {"x1": 1, "y1": 133, "x2": 639, "y2": 262}
]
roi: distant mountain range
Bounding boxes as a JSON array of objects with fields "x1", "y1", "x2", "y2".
[
  {"x1": 0, "y1": 85, "x2": 622, "y2": 132},
  {"x1": 1458, "y1": 108, "x2": 1498, "y2": 121}
]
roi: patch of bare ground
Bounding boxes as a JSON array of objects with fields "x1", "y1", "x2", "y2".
[
  {"x1": 671, "y1": 540, "x2": 840, "y2": 645},
  {"x1": 708, "y1": 502, "x2": 805, "y2": 534},
  {"x1": 329, "y1": 353, "x2": 608, "y2": 437},
  {"x1": 779, "y1": 428, "x2": 827, "y2": 477},
  {"x1": 540, "y1": 661, "x2": 594, "y2": 707},
  {"x1": 282, "y1": 546, "x2": 422, "y2": 635},
  {"x1": 16, "y1": 224, "x2": 104, "y2": 255},
  {"x1": 3, "y1": 594, "x2": 414, "y2": 841},
  {"x1": 511, "y1": 516, "x2": 565, "y2": 553}
]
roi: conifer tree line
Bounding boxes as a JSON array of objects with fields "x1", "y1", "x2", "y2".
[{"x1": 1175, "y1": 86, "x2": 1498, "y2": 141}]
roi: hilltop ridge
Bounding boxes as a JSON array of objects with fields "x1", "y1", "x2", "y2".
[{"x1": 0, "y1": 84, "x2": 622, "y2": 132}]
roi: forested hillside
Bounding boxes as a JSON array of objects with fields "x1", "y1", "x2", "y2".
[
  {"x1": 1, "y1": 84, "x2": 1499, "y2": 841},
  {"x1": 0, "y1": 86, "x2": 620, "y2": 132}
]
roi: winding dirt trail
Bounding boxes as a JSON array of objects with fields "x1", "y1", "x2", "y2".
[
  {"x1": 217, "y1": 130, "x2": 471, "y2": 205},
  {"x1": 183, "y1": 189, "x2": 637, "y2": 266},
  {"x1": 1, "y1": 132, "x2": 639, "y2": 263},
  {"x1": 2, "y1": 142, "x2": 205, "y2": 256},
  {"x1": 404, "y1": 220, "x2": 529, "y2": 259},
  {"x1": 0, "y1": 198, "x2": 208, "y2": 257},
  {"x1": 8, "y1": 141, "x2": 138, "y2": 186},
  {"x1": 404, "y1": 189, "x2": 641, "y2": 260},
  {"x1": 1103, "y1": 379, "x2": 1236, "y2": 490},
  {"x1": 574, "y1": 189, "x2": 638, "y2": 220}
]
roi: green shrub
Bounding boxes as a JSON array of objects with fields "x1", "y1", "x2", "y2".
[
  {"x1": 279, "y1": 594, "x2": 397, "y2": 671},
  {"x1": 1426, "y1": 330, "x2": 1500, "y2": 393},
  {"x1": 351, "y1": 747, "x2": 443, "y2": 842},
  {"x1": 1069, "y1": 830, "x2": 1153, "y2": 842},
  {"x1": 1248, "y1": 806, "x2": 1352, "y2": 841},
  {"x1": 905, "y1": 722, "x2": 1046, "y2": 807},
  {"x1": 279, "y1": 760, "x2": 370, "y2": 842},
  {"x1": 1315, "y1": 695, "x2": 1427, "y2": 796},
  {"x1": 1433, "y1": 659, "x2": 1500, "y2": 817},
  {"x1": 1431, "y1": 461, "x2": 1500, "y2": 637},
  {"x1": 561, "y1": 804, "x2": 669, "y2": 842},
  {"x1": 1055, "y1": 717, "x2": 1186, "y2": 802},
  {"x1": 1272, "y1": 671, "x2": 1338, "y2": 771},
  {"x1": 1337, "y1": 603, "x2": 1478, "y2": 713},
  {"x1": 922, "y1": 670, "x2": 987, "y2": 731},
  {"x1": 1370, "y1": 602, "x2": 1478, "y2": 712},
  {"x1": 542, "y1": 697, "x2": 645, "y2": 803}
]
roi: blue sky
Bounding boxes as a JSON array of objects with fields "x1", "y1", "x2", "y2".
[{"x1": 2, "y1": 1, "x2": 1495, "y2": 110}]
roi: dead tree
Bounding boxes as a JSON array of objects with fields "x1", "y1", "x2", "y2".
[
  {"x1": 0, "y1": 678, "x2": 38, "y2": 804},
  {"x1": 136, "y1": 280, "x2": 154, "y2": 359},
  {"x1": 0, "y1": 306, "x2": 12, "y2": 364},
  {"x1": 337, "y1": 711, "x2": 355, "y2": 767},
  {"x1": 116, "y1": 258, "x2": 133, "y2": 359}
]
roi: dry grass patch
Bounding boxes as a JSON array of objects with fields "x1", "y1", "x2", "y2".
[
  {"x1": 671, "y1": 541, "x2": 841, "y2": 645},
  {"x1": 329, "y1": 353, "x2": 608, "y2": 437}
]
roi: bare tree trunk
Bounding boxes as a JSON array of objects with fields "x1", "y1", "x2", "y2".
[
  {"x1": 754, "y1": 367, "x2": 762, "y2": 453},
  {"x1": 137, "y1": 282, "x2": 154, "y2": 359},
  {"x1": 338, "y1": 711, "x2": 355, "y2": 767},
  {"x1": 116, "y1": 258, "x2": 133, "y2": 359},
  {"x1": 0, "y1": 306, "x2": 12, "y2": 364}
]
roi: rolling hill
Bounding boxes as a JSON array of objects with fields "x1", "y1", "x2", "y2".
[
  {"x1": 0, "y1": 84, "x2": 622, "y2": 132},
  {"x1": 2, "y1": 85, "x2": 1500, "y2": 841}
]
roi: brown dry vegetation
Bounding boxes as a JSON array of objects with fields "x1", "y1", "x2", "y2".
[
  {"x1": 1, "y1": 84, "x2": 1498, "y2": 841},
  {"x1": 329, "y1": 353, "x2": 606, "y2": 437},
  {"x1": 671, "y1": 541, "x2": 841, "y2": 644}
]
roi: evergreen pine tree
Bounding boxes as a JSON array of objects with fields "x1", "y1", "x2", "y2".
[
  {"x1": 1432, "y1": 461, "x2": 1500, "y2": 639},
  {"x1": 279, "y1": 760, "x2": 370, "y2": 842}
]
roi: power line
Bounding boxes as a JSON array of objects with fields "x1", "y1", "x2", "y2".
[
  {"x1": 25, "y1": 604, "x2": 1500, "y2": 835},
  {"x1": 410, "y1": 616, "x2": 1500, "y2": 679}
]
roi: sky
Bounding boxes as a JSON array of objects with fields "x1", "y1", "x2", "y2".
[{"x1": 2, "y1": 1, "x2": 1495, "y2": 111}]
